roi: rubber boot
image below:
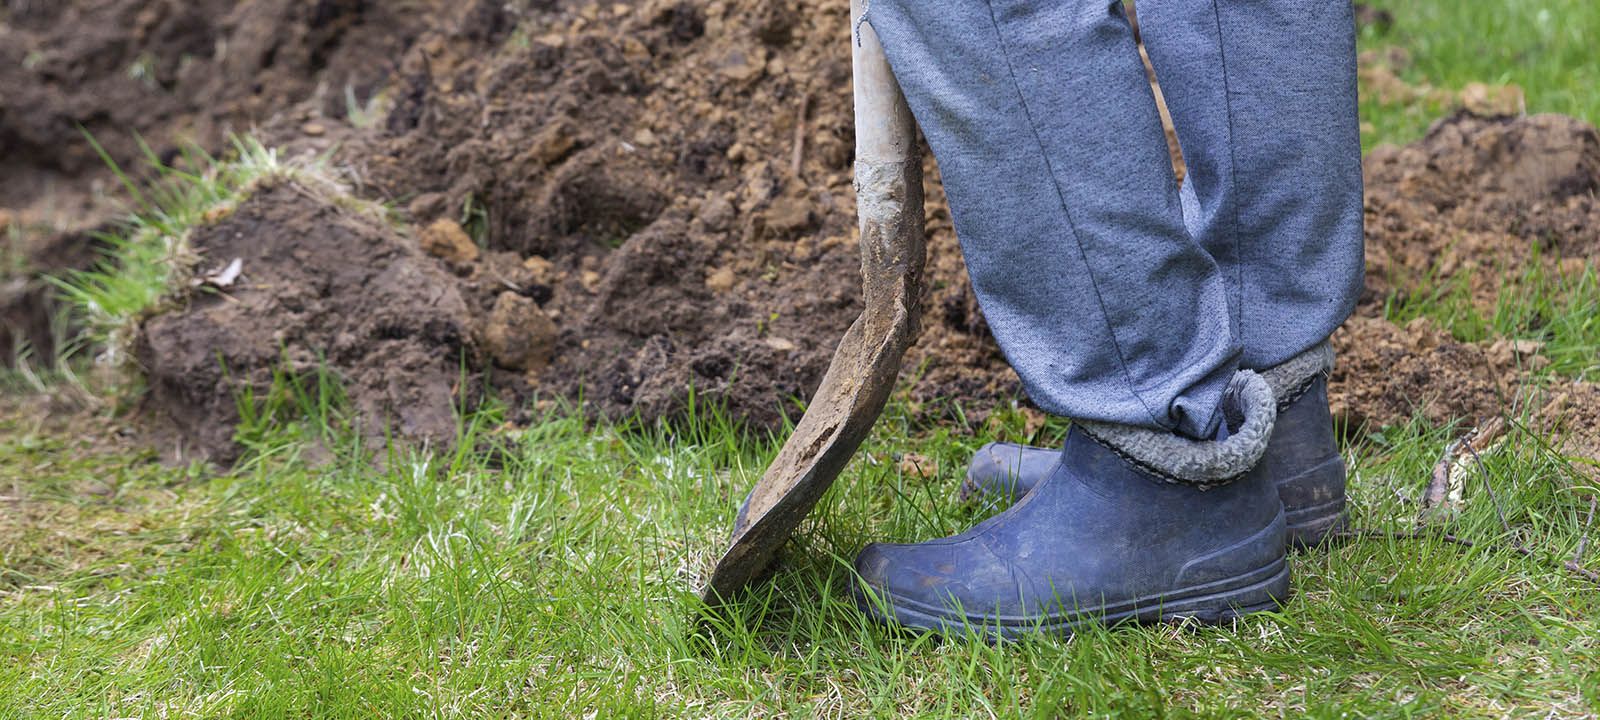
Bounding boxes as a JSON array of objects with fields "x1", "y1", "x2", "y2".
[
  {"x1": 854, "y1": 373, "x2": 1289, "y2": 639},
  {"x1": 963, "y1": 353, "x2": 1347, "y2": 548}
]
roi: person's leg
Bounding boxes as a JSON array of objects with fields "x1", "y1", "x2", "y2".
[
  {"x1": 852, "y1": 0, "x2": 1290, "y2": 637},
  {"x1": 865, "y1": 0, "x2": 1236, "y2": 440},
  {"x1": 1136, "y1": 0, "x2": 1364, "y2": 369},
  {"x1": 954, "y1": 1, "x2": 1363, "y2": 548}
]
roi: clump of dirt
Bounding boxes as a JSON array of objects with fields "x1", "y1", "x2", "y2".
[
  {"x1": 135, "y1": 181, "x2": 473, "y2": 462},
  {"x1": 1330, "y1": 112, "x2": 1600, "y2": 431},
  {"x1": 347, "y1": 0, "x2": 1018, "y2": 430},
  {"x1": 1361, "y1": 113, "x2": 1600, "y2": 310},
  {"x1": 0, "y1": 0, "x2": 447, "y2": 204},
  {"x1": 1328, "y1": 317, "x2": 1510, "y2": 430},
  {"x1": 1538, "y1": 382, "x2": 1600, "y2": 461}
]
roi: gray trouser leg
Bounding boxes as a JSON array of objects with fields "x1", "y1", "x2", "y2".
[
  {"x1": 1136, "y1": 0, "x2": 1365, "y2": 369},
  {"x1": 867, "y1": 0, "x2": 1239, "y2": 439}
]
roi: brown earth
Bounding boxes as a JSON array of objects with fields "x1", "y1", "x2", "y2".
[
  {"x1": 134, "y1": 181, "x2": 473, "y2": 462},
  {"x1": 1359, "y1": 112, "x2": 1600, "y2": 312},
  {"x1": 1334, "y1": 112, "x2": 1600, "y2": 434},
  {"x1": 2, "y1": 0, "x2": 1597, "y2": 461}
]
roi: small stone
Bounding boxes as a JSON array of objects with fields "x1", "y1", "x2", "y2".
[
  {"x1": 522, "y1": 255, "x2": 555, "y2": 284},
  {"x1": 580, "y1": 270, "x2": 602, "y2": 292},
  {"x1": 705, "y1": 267, "x2": 736, "y2": 293},
  {"x1": 419, "y1": 219, "x2": 480, "y2": 265},
  {"x1": 697, "y1": 194, "x2": 735, "y2": 233},
  {"x1": 483, "y1": 292, "x2": 558, "y2": 370},
  {"x1": 717, "y1": 47, "x2": 767, "y2": 83},
  {"x1": 763, "y1": 336, "x2": 796, "y2": 352},
  {"x1": 301, "y1": 122, "x2": 326, "y2": 137},
  {"x1": 760, "y1": 196, "x2": 813, "y2": 236},
  {"x1": 620, "y1": 36, "x2": 651, "y2": 63}
]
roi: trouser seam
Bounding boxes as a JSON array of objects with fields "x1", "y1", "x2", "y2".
[
  {"x1": 1206, "y1": 0, "x2": 1247, "y2": 350},
  {"x1": 979, "y1": 0, "x2": 1169, "y2": 432}
]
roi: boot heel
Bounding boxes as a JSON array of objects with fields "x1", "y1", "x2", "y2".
[
  {"x1": 1287, "y1": 501, "x2": 1349, "y2": 549},
  {"x1": 1278, "y1": 454, "x2": 1348, "y2": 549}
]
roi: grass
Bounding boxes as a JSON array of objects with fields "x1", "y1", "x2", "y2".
[
  {"x1": 2, "y1": 372, "x2": 1598, "y2": 717},
  {"x1": 4, "y1": 0, "x2": 1600, "y2": 716},
  {"x1": 1357, "y1": 0, "x2": 1600, "y2": 149}
]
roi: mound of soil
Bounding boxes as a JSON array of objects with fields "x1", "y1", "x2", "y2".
[
  {"x1": 136, "y1": 182, "x2": 471, "y2": 461},
  {"x1": 1331, "y1": 112, "x2": 1600, "y2": 430},
  {"x1": 348, "y1": 0, "x2": 1010, "y2": 429},
  {"x1": 0, "y1": 0, "x2": 446, "y2": 205},
  {"x1": 1329, "y1": 317, "x2": 1510, "y2": 430},
  {"x1": 1360, "y1": 113, "x2": 1600, "y2": 310}
]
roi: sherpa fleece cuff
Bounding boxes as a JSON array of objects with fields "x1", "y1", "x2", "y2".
[
  {"x1": 1079, "y1": 371, "x2": 1276, "y2": 490},
  {"x1": 1259, "y1": 341, "x2": 1334, "y2": 409},
  {"x1": 1076, "y1": 342, "x2": 1334, "y2": 489}
]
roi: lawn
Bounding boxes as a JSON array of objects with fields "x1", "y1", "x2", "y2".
[{"x1": 4, "y1": 0, "x2": 1600, "y2": 717}]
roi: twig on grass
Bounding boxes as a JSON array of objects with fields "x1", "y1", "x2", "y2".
[
  {"x1": 1395, "y1": 416, "x2": 1600, "y2": 585},
  {"x1": 1422, "y1": 416, "x2": 1507, "y2": 516}
]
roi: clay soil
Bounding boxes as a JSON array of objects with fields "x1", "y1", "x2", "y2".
[{"x1": 2, "y1": 0, "x2": 1597, "y2": 461}]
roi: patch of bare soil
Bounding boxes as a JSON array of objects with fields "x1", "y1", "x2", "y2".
[
  {"x1": 346, "y1": 0, "x2": 1011, "y2": 430},
  {"x1": 1360, "y1": 112, "x2": 1600, "y2": 310},
  {"x1": 1538, "y1": 382, "x2": 1600, "y2": 462},
  {"x1": 1331, "y1": 112, "x2": 1600, "y2": 432},
  {"x1": 1329, "y1": 317, "x2": 1512, "y2": 430}
]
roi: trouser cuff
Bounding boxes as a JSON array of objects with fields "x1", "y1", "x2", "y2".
[{"x1": 1078, "y1": 370, "x2": 1276, "y2": 490}]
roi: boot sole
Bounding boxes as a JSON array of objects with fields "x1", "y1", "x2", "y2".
[{"x1": 854, "y1": 556, "x2": 1291, "y2": 641}]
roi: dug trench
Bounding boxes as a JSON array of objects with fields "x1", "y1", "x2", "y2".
[{"x1": 2, "y1": 0, "x2": 1597, "y2": 465}]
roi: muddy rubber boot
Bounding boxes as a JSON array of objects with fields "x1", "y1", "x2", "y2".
[
  {"x1": 962, "y1": 344, "x2": 1347, "y2": 548},
  {"x1": 854, "y1": 372, "x2": 1289, "y2": 639}
]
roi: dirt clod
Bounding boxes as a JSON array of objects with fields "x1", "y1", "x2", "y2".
[
  {"x1": 136, "y1": 182, "x2": 471, "y2": 462},
  {"x1": 1329, "y1": 317, "x2": 1508, "y2": 430},
  {"x1": 419, "y1": 219, "x2": 481, "y2": 266},
  {"x1": 482, "y1": 292, "x2": 557, "y2": 372}
]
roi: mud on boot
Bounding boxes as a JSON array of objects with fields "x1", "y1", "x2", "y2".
[
  {"x1": 854, "y1": 371, "x2": 1290, "y2": 639},
  {"x1": 961, "y1": 343, "x2": 1347, "y2": 549}
]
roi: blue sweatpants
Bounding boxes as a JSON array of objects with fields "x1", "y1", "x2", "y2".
[{"x1": 864, "y1": 0, "x2": 1364, "y2": 439}]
